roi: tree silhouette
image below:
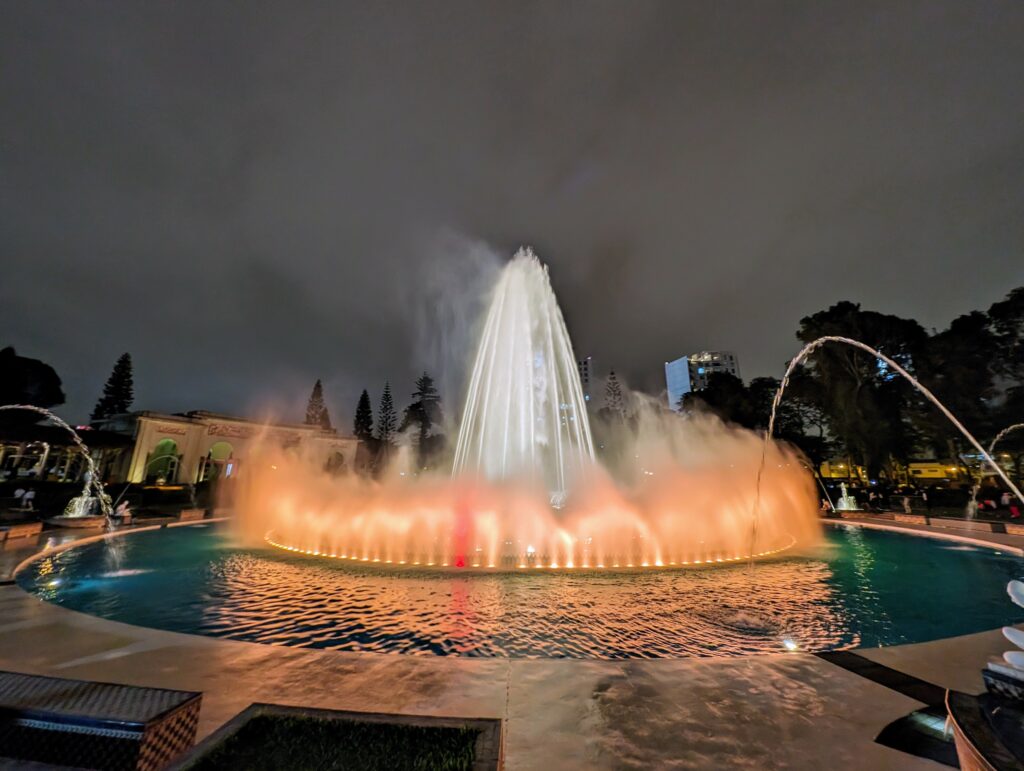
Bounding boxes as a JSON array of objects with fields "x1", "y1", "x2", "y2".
[
  {"x1": 400, "y1": 372, "x2": 444, "y2": 468},
  {"x1": 304, "y1": 379, "x2": 332, "y2": 429},
  {"x1": 353, "y1": 389, "x2": 374, "y2": 441},
  {"x1": 0, "y1": 347, "x2": 65, "y2": 427},
  {"x1": 681, "y1": 372, "x2": 751, "y2": 423},
  {"x1": 796, "y1": 301, "x2": 927, "y2": 479},
  {"x1": 989, "y1": 287, "x2": 1024, "y2": 383},
  {"x1": 603, "y1": 371, "x2": 626, "y2": 419},
  {"x1": 90, "y1": 353, "x2": 134, "y2": 423},
  {"x1": 377, "y1": 382, "x2": 397, "y2": 446}
]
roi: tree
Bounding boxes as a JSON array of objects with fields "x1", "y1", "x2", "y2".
[
  {"x1": 90, "y1": 353, "x2": 134, "y2": 423},
  {"x1": 779, "y1": 369, "x2": 834, "y2": 466},
  {"x1": 602, "y1": 371, "x2": 626, "y2": 420},
  {"x1": 377, "y1": 382, "x2": 397, "y2": 447},
  {"x1": 400, "y1": 373, "x2": 443, "y2": 434},
  {"x1": 679, "y1": 369, "x2": 833, "y2": 469},
  {"x1": 399, "y1": 373, "x2": 444, "y2": 468},
  {"x1": 746, "y1": 377, "x2": 782, "y2": 430},
  {"x1": 682, "y1": 372, "x2": 754, "y2": 425},
  {"x1": 304, "y1": 379, "x2": 332, "y2": 429},
  {"x1": 796, "y1": 302, "x2": 927, "y2": 479},
  {"x1": 993, "y1": 385, "x2": 1024, "y2": 487},
  {"x1": 914, "y1": 312, "x2": 998, "y2": 455},
  {"x1": 0, "y1": 347, "x2": 65, "y2": 427},
  {"x1": 783, "y1": 368, "x2": 832, "y2": 439},
  {"x1": 988, "y1": 287, "x2": 1024, "y2": 383},
  {"x1": 353, "y1": 389, "x2": 374, "y2": 441}
]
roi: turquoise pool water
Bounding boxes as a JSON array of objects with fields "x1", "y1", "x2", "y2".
[{"x1": 17, "y1": 523, "x2": 1024, "y2": 658}]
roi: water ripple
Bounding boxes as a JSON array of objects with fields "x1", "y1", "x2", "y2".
[{"x1": 19, "y1": 525, "x2": 1024, "y2": 658}]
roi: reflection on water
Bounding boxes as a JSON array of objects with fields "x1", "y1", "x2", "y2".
[
  {"x1": 197, "y1": 553, "x2": 844, "y2": 657},
  {"x1": 18, "y1": 525, "x2": 1024, "y2": 659}
]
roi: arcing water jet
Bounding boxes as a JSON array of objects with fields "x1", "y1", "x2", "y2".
[{"x1": 0, "y1": 404, "x2": 112, "y2": 519}]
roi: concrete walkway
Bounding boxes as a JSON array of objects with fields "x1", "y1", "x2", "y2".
[{"x1": 2, "y1": 518, "x2": 1022, "y2": 769}]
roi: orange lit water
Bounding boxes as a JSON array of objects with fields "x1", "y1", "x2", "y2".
[{"x1": 20, "y1": 524, "x2": 1024, "y2": 658}]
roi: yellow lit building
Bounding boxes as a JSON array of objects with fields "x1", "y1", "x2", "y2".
[
  {"x1": 96, "y1": 411, "x2": 359, "y2": 485},
  {"x1": 907, "y1": 461, "x2": 967, "y2": 483},
  {"x1": 819, "y1": 460, "x2": 867, "y2": 481}
]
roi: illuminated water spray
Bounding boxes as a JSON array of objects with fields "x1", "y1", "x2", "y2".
[
  {"x1": 244, "y1": 249, "x2": 820, "y2": 570},
  {"x1": 751, "y1": 336, "x2": 1024, "y2": 558},
  {"x1": 969, "y1": 423, "x2": 1024, "y2": 506},
  {"x1": 452, "y1": 248, "x2": 595, "y2": 502},
  {"x1": 0, "y1": 404, "x2": 112, "y2": 519}
]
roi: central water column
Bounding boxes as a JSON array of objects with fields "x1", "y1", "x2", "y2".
[{"x1": 452, "y1": 249, "x2": 595, "y2": 502}]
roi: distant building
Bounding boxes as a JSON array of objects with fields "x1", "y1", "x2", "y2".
[
  {"x1": 93, "y1": 411, "x2": 359, "y2": 485},
  {"x1": 0, "y1": 422, "x2": 132, "y2": 485},
  {"x1": 577, "y1": 356, "x2": 595, "y2": 404},
  {"x1": 664, "y1": 356, "x2": 691, "y2": 411},
  {"x1": 687, "y1": 351, "x2": 740, "y2": 391},
  {"x1": 664, "y1": 350, "x2": 742, "y2": 410},
  {"x1": 818, "y1": 460, "x2": 867, "y2": 482}
]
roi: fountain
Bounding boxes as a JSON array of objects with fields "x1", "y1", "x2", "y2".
[
  {"x1": 0, "y1": 404, "x2": 112, "y2": 526},
  {"x1": 835, "y1": 482, "x2": 859, "y2": 512},
  {"x1": 18, "y1": 262, "x2": 1024, "y2": 663},
  {"x1": 242, "y1": 249, "x2": 820, "y2": 569},
  {"x1": 967, "y1": 423, "x2": 1024, "y2": 512},
  {"x1": 760, "y1": 337, "x2": 1024, "y2": 503},
  {"x1": 751, "y1": 336, "x2": 1024, "y2": 557},
  {"x1": 452, "y1": 250, "x2": 594, "y2": 504}
]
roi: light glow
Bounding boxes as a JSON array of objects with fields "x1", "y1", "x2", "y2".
[{"x1": 241, "y1": 250, "x2": 821, "y2": 573}]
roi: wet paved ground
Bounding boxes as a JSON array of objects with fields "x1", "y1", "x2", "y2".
[{"x1": 2, "y1": 517, "x2": 1020, "y2": 768}]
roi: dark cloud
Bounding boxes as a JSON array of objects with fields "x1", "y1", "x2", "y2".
[{"x1": 2, "y1": 1, "x2": 1023, "y2": 423}]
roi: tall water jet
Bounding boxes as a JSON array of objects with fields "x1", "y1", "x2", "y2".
[
  {"x1": 241, "y1": 248, "x2": 819, "y2": 570},
  {"x1": 452, "y1": 248, "x2": 595, "y2": 502}
]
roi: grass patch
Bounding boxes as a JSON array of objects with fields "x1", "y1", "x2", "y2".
[{"x1": 185, "y1": 713, "x2": 480, "y2": 771}]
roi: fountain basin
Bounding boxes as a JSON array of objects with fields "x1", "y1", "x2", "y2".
[
  {"x1": 44, "y1": 515, "x2": 107, "y2": 529},
  {"x1": 263, "y1": 530, "x2": 798, "y2": 570},
  {"x1": 16, "y1": 521, "x2": 1024, "y2": 658}
]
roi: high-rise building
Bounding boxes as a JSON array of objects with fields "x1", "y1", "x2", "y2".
[
  {"x1": 577, "y1": 356, "x2": 595, "y2": 404},
  {"x1": 687, "y1": 351, "x2": 740, "y2": 391},
  {"x1": 664, "y1": 350, "x2": 742, "y2": 410},
  {"x1": 664, "y1": 356, "x2": 691, "y2": 411}
]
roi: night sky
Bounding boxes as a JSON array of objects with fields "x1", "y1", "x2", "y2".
[{"x1": 3, "y1": 2, "x2": 1024, "y2": 426}]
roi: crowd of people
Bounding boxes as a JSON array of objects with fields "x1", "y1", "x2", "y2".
[{"x1": 822, "y1": 482, "x2": 1022, "y2": 519}]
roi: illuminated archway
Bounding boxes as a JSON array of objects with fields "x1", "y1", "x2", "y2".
[
  {"x1": 201, "y1": 441, "x2": 235, "y2": 482},
  {"x1": 146, "y1": 438, "x2": 179, "y2": 484}
]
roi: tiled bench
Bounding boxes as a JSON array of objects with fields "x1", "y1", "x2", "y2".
[
  {"x1": 169, "y1": 703, "x2": 501, "y2": 771},
  {"x1": 0, "y1": 669, "x2": 201, "y2": 771}
]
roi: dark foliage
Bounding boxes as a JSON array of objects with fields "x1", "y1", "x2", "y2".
[
  {"x1": 353, "y1": 389, "x2": 374, "y2": 441},
  {"x1": 377, "y1": 382, "x2": 397, "y2": 446},
  {"x1": 680, "y1": 287, "x2": 1024, "y2": 485},
  {"x1": 90, "y1": 352, "x2": 134, "y2": 423},
  {"x1": 794, "y1": 302, "x2": 927, "y2": 478},
  {"x1": 988, "y1": 287, "x2": 1024, "y2": 382},
  {"x1": 399, "y1": 372, "x2": 445, "y2": 469},
  {"x1": 0, "y1": 347, "x2": 65, "y2": 427},
  {"x1": 304, "y1": 379, "x2": 332, "y2": 430},
  {"x1": 602, "y1": 371, "x2": 626, "y2": 420}
]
